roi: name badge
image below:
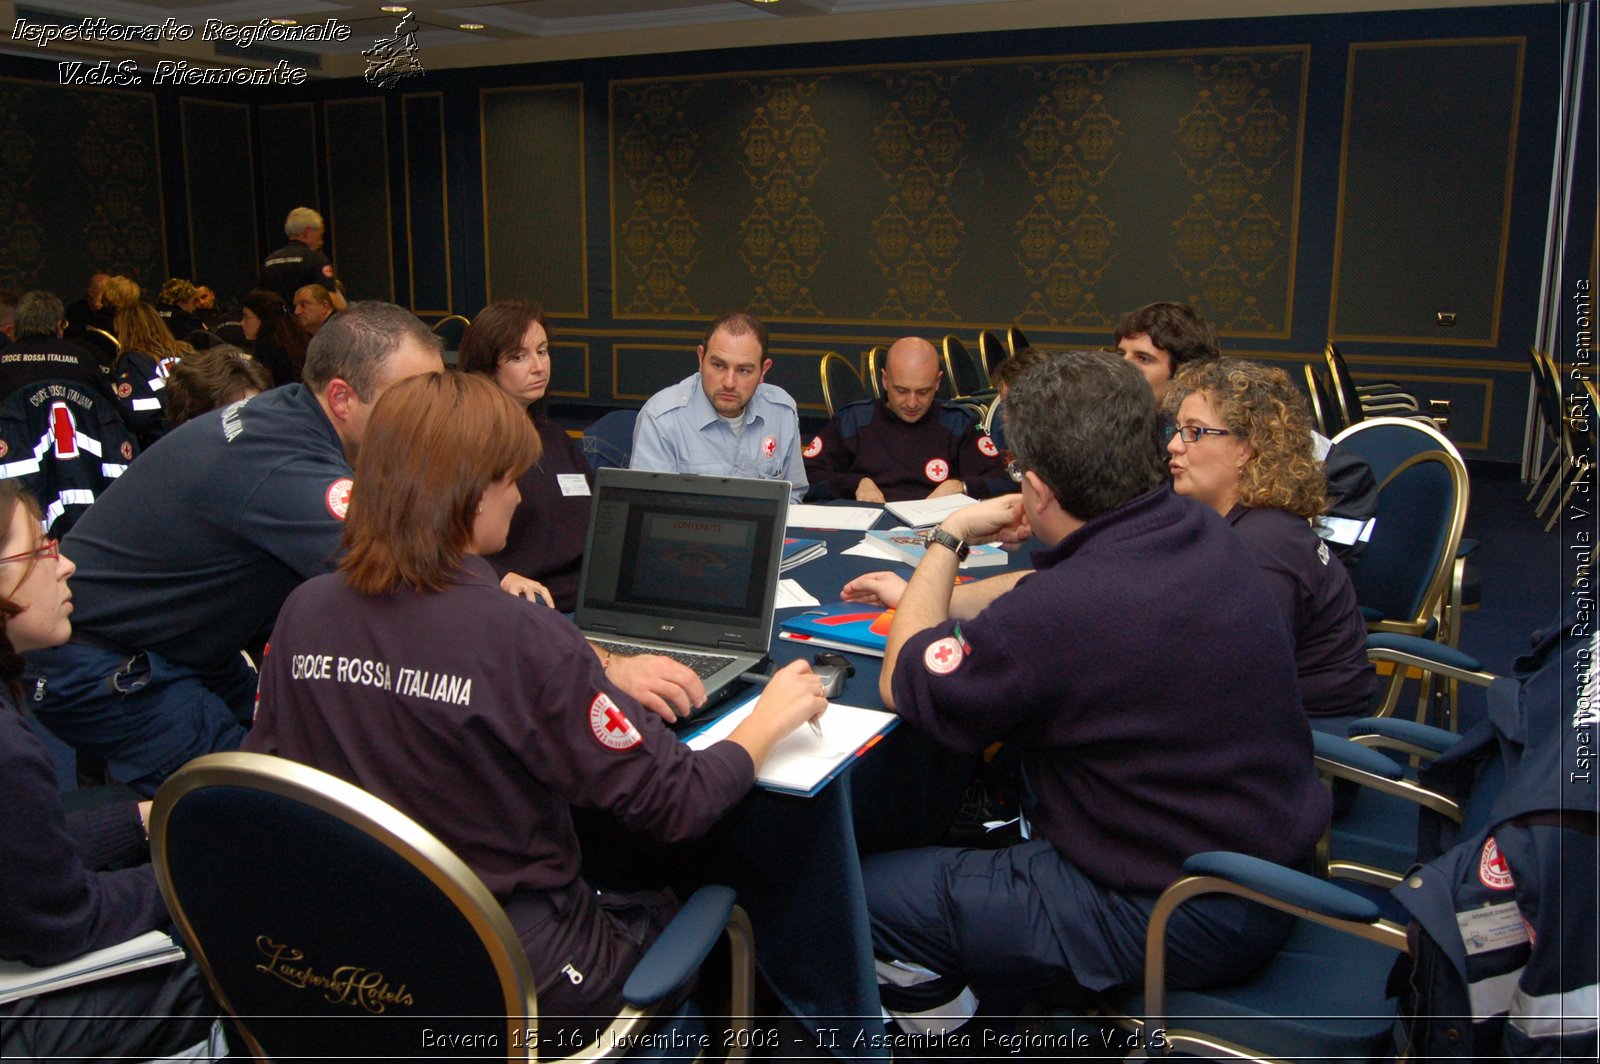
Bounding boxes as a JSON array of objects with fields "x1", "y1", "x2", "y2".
[{"x1": 558, "y1": 474, "x2": 591, "y2": 497}]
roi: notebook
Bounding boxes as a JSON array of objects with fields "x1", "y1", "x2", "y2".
[
  {"x1": 681, "y1": 696, "x2": 900, "y2": 796},
  {"x1": 575, "y1": 468, "x2": 790, "y2": 707}
]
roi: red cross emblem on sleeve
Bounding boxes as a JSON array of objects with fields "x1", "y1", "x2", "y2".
[
  {"x1": 804, "y1": 436, "x2": 823, "y2": 458},
  {"x1": 978, "y1": 436, "x2": 999, "y2": 458},
  {"x1": 924, "y1": 636, "x2": 965, "y2": 675},
  {"x1": 925, "y1": 458, "x2": 950, "y2": 482},
  {"x1": 1479, "y1": 836, "x2": 1515, "y2": 890},
  {"x1": 590, "y1": 692, "x2": 642, "y2": 751}
]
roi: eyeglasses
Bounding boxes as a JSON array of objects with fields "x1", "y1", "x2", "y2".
[
  {"x1": 1006, "y1": 458, "x2": 1025, "y2": 483},
  {"x1": 1163, "y1": 424, "x2": 1235, "y2": 444},
  {"x1": 0, "y1": 538, "x2": 60, "y2": 566}
]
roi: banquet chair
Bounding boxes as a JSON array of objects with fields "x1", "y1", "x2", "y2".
[
  {"x1": 581, "y1": 409, "x2": 640, "y2": 472},
  {"x1": 1302, "y1": 362, "x2": 1343, "y2": 437},
  {"x1": 864, "y1": 346, "x2": 886, "y2": 399},
  {"x1": 1323, "y1": 343, "x2": 1420, "y2": 427},
  {"x1": 431, "y1": 314, "x2": 471, "y2": 351},
  {"x1": 819, "y1": 351, "x2": 869, "y2": 418},
  {"x1": 940, "y1": 335, "x2": 993, "y2": 403},
  {"x1": 1005, "y1": 326, "x2": 1029, "y2": 358},
  {"x1": 976, "y1": 331, "x2": 1007, "y2": 389},
  {"x1": 151, "y1": 752, "x2": 753, "y2": 1063}
]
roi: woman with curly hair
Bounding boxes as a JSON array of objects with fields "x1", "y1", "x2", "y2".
[{"x1": 1165, "y1": 358, "x2": 1374, "y2": 729}]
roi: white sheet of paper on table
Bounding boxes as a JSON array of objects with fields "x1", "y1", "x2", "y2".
[
  {"x1": 684, "y1": 697, "x2": 897, "y2": 794},
  {"x1": 786, "y1": 504, "x2": 883, "y2": 531},
  {"x1": 775, "y1": 579, "x2": 820, "y2": 610}
]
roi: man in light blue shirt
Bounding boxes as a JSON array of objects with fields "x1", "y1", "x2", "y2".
[{"x1": 631, "y1": 312, "x2": 808, "y2": 502}]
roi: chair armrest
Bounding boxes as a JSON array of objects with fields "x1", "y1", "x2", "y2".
[
  {"x1": 1366, "y1": 633, "x2": 1495, "y2": 686},
  {"x1": 1311, "y1": 731, "x2": 1404, "y2": 781},
  {"x1": 1347, "y1": 717, "x2": 1459, "y2": 757},
  {"x1": 622, "y1": 885, "x2": 737, "y2": 1008},
  {"x1": 1182, "y1": 852, "x2": 1382, "y2": 922}
]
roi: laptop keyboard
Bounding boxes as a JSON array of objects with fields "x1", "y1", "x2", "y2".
[{"x1": 590, "y1": 640, "x2": 737, "y2": 680}]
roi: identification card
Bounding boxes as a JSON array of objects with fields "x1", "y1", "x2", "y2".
[
  {"x1": 558, "y1": 474, "x2": 591, "y2": 497},
  {"x1": 1456, "y1": 900, "x2": 1530, "y2": 956}
]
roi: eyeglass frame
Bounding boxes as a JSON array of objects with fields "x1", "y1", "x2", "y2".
[
  {"x1": 1163, "y1": 424, "x2": 1235, "y2": 445},
  {"x1": 0, "y1": 538, "x2": 61, "y2": 567}
]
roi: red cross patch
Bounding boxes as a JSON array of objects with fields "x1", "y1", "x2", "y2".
[
  {"x1": 762, "y1": 435, "x2": 778, "y2": 459},
  {"x1": 924, "y1": 636, "x2": 965, "y2": 675},
  {"x1": 804, "y1": 436, "x2": 823, "y2": 458},
  {"x1": 324, "y1": 478, "x2": 353, "y2": 521},
  {"x1": 589, "y1": 692, "x2": 642, "y2": 751},
  {"x1": 0, "y1": 440, "x2": 8, "y2": 459},
  {"x1": 924, "y1": 458, "x2": 950, "y2": 483},
  {"x1": 977, "y1": 435, "x2": 999, "y2": 458},
  {"x1": 120, "y1": 441, "x2": 133, "y2": 460},
  {"x1": 1479, "y1": 836, "x2": 1515, "y2": 890},
  {"x1": 115, "y1": 382, "x2": 132, "y2": 398}
]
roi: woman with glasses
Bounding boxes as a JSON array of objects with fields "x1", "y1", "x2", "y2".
[
  {"x1": 1165, "y1": 358, "x2": 1374, "y2": 731},
  {"x1": 0, "y1": 480, "x2": 216, "y2": 1058},
  {"x1": 244, "y1": 372, "x2": 825, "y2": 1052}
]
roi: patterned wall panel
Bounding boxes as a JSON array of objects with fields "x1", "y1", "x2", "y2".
[
  {"x1": 181, "y1": 99, "x2": 257, "y2": 301},
  {"x1": 480, "y1": 85, "x2": 586, "y2": 314},
  {"x1": 0, "y1": 79, "x2": 165, "y2": 295},
  {"x1": 324, "y1": 98, "x2": 395, "y2": 302},
  {"x1": 1330, "y1": 39, "x2": 1524, "y2": 345},
  {"x1": 609, "y1": 48, "x2": 1307, "y2": 333},
  {"x1": 257, "y1": 103, "x2": 319, "y2": 250},
  {"x1": 402, "y1": 93, "x2": 451, "y2": 315}
]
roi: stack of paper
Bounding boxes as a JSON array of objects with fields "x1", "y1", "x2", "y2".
[
  {"x1": 0, "y1": 931, "x2": 183, "y2": 1005},
  {"x1": 682, "y1": 697, "x2": 899, "y2": 796},
  {"x1": 884, "y1": 494, "x2": 979, "y2": 528}
]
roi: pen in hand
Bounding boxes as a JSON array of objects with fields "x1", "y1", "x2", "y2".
[{"x1": 739, "y1": 665, "x2": 831, "y2": 738}]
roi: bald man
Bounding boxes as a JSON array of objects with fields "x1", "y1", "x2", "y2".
[{"x1": 803, "y1": 336, "x2": 1012, "y2": 503}]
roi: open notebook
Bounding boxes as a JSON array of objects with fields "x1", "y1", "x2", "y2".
[{"x1": 681, "y1": 696, "x2": 898, "y2": 797}]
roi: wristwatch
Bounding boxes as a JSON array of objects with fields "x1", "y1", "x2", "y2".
[{"x1": 923, "y1": 526, "x2": 970, "y2": 562}]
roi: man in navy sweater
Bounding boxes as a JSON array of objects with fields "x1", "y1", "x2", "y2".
[
  {"x1": 843, "y1": 351, "x2": 1329, "y2": 1034},
  {"x1": 804, "y1": 337, "x2": 1010, "y2": 503}
]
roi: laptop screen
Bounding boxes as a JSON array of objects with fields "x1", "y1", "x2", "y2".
[{"x1": 578, "y1": 470, "x2": 788, "y2": 642}]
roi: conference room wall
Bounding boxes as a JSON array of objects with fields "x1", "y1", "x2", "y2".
[{"x1": 0, "y1": 3, "x2": 1586, "y2": 462}]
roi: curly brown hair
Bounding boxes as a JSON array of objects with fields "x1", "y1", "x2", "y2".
[{"x1": 1166, "y1": 358, "x2": 1326, "y2": 519}]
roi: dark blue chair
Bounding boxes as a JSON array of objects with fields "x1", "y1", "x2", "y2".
[
  {"x1": 581, "y1": 409, "x2": 640, "y2": 473},
  {"x1": 819, "y1": 351, "x2": 870, "y2": 418},
  {"x1": 976, "y1": 331, "x2": 1007, "y2": 390},
  {"x1": 940, "y1": 335, "x2": 992, "y2": 403},
  {"x1": 151, "y1": 752, "x2": 752, "y2": 1062},
  {"x1": 431, "y1": 314, "x2": 471, "y2": 352},
  {"x1": 1005, "y1": 326, "x2": 1029, "y2": 358}
]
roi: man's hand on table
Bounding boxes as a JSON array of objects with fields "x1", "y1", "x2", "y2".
[
  {"x1": 855, "y1": 477, "x2": 886, "y2": 504},
  {"x1": 600, "y1": 651, "x2": 707, "y2": 723},
  {"x1": 841, "y1": 571, "x2": 908, "y2": 609},
  {"x1": 926, "y1": 479, "x2": 967, "y2": 499}
]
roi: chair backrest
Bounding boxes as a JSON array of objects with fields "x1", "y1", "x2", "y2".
[
  {"x1": 1005, "y1": 326, "x2": 1029, "y2": 358},
  {"x1": 432, "y1": 314, "x2": 471, "y2": 350},
  {"x1": 864, "y1": 346, "x2": 886, "y2": 398},
  {"x1": 82, "y1": 325, "x2": 121, "y2": 361},
  {"x1": 1303, "y1": 362, "x2": 1342, "y2": 437},
  {"x1": 819, "y1": 351, "x2": 869, "y2": 418},
  {"x1": 1333, "y1": 417, "x2": 1468, "y2": 635},
  {"x1": 976, "y1": 331, "x2": 1007, "y2": 389},
  {"x1": 1527, "y1": 348, "x2": 1565, "y2": 437},
  {"x1": 1323, "y1": 342, "x2": 1367, "y2": 428},
  {"x1": 940, "y1": 335, "x2": 982, "y2": 398},
  {"x1": 580, "y1": 408, "x2": 640, "y2": 472},
  {"x1": 151, "y1": 752, "x2": 536, "y2": 1061}
]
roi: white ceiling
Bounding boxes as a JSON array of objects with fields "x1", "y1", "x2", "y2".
[{"x1": 0, "y1": 0, "x2": 1520, "y2": 78}]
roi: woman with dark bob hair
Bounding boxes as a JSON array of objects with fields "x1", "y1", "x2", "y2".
[
  {"x1": 245, "y1": 372, "x2": 825, "y2": 1047},
  {"x1": 1165, "y1": 358, "x2": 1375, "y2": 731},
  {"x1": 0, "y1": 480, "x2": 216, "y2": 1057},
  {"x1": 455, "y1": 300, "x2": 589, "y2": 610}
]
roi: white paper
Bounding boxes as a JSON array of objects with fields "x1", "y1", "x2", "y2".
[
  {"x1": 685, "y1": 697, "x2": 897, "y2": 794},
  {"x1": 0, "y1": 930, "x2": 182, "y2": 1005},
  {"x1": 774, "y1": 579, "x2": 820, "y2": 609},
  {"x1": 786, "y1": 504, "x2": 883, "y2": 531},
  {"x1": 844, "y1": 536, "x2": 910, "y2": 561},
  {"x1": 557, "y1": 474, "x2": 591, "y2": 497},
  {"x1": 885, "y1": 494, "x2": 979, "y2": 527}
]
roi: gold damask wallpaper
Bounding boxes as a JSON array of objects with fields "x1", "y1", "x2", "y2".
[
  {"x1": 610, "y1": 48, "x2": 1307, "y2": 336},
  {"x1": 0, "y1": 80, "x2": 166, "y2": 293}
]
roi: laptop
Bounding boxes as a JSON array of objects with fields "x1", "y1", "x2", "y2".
[{"x1": 574, "y1": 468, "x2": 790, "y2": 713}]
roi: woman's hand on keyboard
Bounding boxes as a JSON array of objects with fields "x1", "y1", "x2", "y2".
[{"x1": 604, "y1": 651, "x2": 707, "y2": 723}]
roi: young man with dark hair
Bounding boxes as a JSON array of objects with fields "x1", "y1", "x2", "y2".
[{"x1": 1113, "y1": 300, "x2": 1221, "y2": 401}]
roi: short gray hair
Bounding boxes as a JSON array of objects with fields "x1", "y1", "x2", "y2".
[
  {"x1": 1004, "y1": 350, "x2": 1168, "y2": 521},
  {"x1": 285, "y1": 207, "x2": 325, "y2": 239},
  {"x1": 303, "y1": 301, "x2": 437, "y2": 400},
  {"x1": 14, "y1": 291, "x2": 65, "y2": 339}
]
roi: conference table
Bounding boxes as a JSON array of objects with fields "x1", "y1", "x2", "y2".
[{"x1": 578, "y1": 504, "x2": 1036, "y2": 1061}]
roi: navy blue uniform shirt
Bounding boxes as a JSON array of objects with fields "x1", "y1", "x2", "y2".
[
  {"x1": 803, "y1": 398, "x2": 1011, "y2": 502},
  {"x1": 63, "y1": 384, "x2": 350, "y2": 674}
]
